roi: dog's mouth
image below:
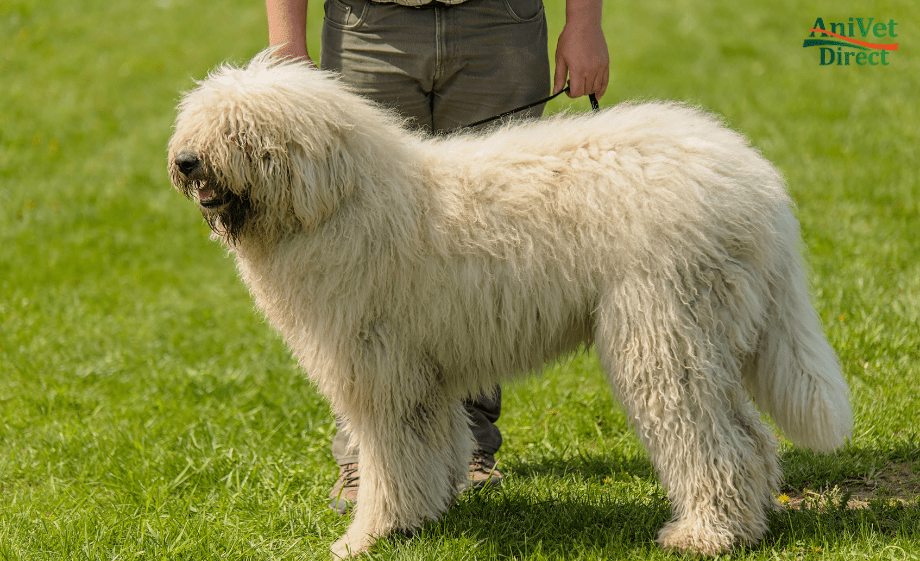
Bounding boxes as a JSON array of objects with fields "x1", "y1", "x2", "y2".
[
  {"x1": 196, "y1": 187, "x2": 224, "y2": 209},
  {"x1": 171, "y1": 153, "x2": 251, "y2": 242},
  {"x1": 172, "y1": 151, "x2": 227, "y2": 210},
  {"x1": 186, "y1": 180, "x2": 252, "y2": 242},
  {"x1": 184, "y1": 178, "x2": 229, "y2": 211}
]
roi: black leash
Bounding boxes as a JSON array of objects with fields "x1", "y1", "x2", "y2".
[{"x1": 460, "y1": 86, "x2": 600, "y2": 130}]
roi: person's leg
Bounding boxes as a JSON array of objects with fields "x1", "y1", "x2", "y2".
[
  {"x1": 330, "y1": 417, "x2": 358, "y2": 465},
  {"x1": 321, "y1": 0, "x2": 437, "y2": 131},
  {"x1": 467, "y1": 387, "x2": 501, "y2": 456},
  {"x1": 431, "y1": 0, "x2": 550, "y2": 132},
  {"x1": 464, "y1": 387, "x2": 504, "y2": 490},
  {"x1": 321, "y1": 0, "x2": 550, "y2": 133},
  {"x1": 327, "y1": 418, "x2": 359, "y2": 514}
]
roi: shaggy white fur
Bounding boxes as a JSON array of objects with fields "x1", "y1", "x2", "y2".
[{"x1": 167, "y1": 51, "x2": 852, "y2": 558}]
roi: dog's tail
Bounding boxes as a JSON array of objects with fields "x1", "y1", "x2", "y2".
[{"x1": 743, "y1": 248, "x2": 852, "y2": 453}]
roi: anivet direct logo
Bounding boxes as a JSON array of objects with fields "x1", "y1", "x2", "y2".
[{"x1": 803, "y1": 18, "x2": 899, "y2": 66}]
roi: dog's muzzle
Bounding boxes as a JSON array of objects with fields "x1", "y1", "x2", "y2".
[
  {"x1": 173, "y1": 150, "x2": 223, "y2": 209},
  {"x1": 175, "y1": 150, "x2": 202, "y2": 178}
]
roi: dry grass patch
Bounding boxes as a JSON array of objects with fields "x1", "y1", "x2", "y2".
[{"x1": 780, "y1": 462, "x2": 920, "y2": 510}]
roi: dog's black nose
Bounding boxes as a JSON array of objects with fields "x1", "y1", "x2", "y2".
[{"x1": 175, "y1": 151, "x2": 201, "y2": 176}]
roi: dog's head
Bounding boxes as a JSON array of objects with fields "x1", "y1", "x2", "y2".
[{"x1": 167, "y1": 52, "x2": 371, "y2": 244}]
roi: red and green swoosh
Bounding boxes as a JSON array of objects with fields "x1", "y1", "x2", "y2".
[{"x1": 803, "y1": 29, "x2": 899, "y2": 51}]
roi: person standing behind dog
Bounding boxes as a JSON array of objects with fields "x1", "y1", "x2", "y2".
[{"x1": 265, "y1": 0, "x2": 608, "y2": 513}]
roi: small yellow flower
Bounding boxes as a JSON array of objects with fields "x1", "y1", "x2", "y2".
[{"x1": 777, "y1": 493, "x2": 790, "y2": 505}]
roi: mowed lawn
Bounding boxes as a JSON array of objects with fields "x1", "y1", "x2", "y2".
[{"x1": 2, "y1": 0, "x2": 918, "y2": 559}]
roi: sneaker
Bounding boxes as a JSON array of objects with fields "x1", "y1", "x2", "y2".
[
  {"x1": 328, "y1": 462, "x2": 359, "y2": 515},
  {"x1": 464, "y1": 452, "x2": 504, "y2": 492},
  {"x1": 327, "y1": 454, "x2": 504, "y2": 515}
]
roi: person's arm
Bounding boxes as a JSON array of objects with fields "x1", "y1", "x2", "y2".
[
  {"x1": 266, "y1": 0, "x2": 311, "y2": 61},
  {"x1": 552, "y1": 0, "x2": 609, "y2": 98}
]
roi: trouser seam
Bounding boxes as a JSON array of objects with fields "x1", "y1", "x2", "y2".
[{"x1": 434, "y1": 6, "x2": 444, "y2": 83}]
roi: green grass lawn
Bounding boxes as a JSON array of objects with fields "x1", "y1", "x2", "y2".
[{"x1": 2, "y1": 0, "x2": 918, "y2": 558}]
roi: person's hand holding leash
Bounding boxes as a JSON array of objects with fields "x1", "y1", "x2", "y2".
[{"x1": 553, "y1": 0, "x2": 609, "y2": 99}]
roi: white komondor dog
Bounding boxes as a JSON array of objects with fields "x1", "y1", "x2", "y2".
[{"x1": 167, "y1": 51, "x2": 852, "y2": 558}]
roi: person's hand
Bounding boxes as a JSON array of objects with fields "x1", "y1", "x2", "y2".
[{"x1": 553, "y1": 14, "x2": 609, "y2": 98}]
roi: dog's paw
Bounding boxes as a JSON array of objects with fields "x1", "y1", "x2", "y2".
[
  {"x1": 331, "y1": 531, "x2": 374, "y2": 559},
  {"x1": 657, "y1": 518, "x2": 737, "y2": 557},
  {"x1": 330, "y1": 538, "x2": 360, "y2": 559}
]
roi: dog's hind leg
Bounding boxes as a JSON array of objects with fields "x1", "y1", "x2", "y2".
[
  {"x1": 595, "y1": 286, "x2": 781, "y2": 556},
  {"x1": 330, "y1": 340, "x2": 474, "y2": 558}
]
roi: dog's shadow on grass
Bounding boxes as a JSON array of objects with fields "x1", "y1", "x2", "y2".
[
  {"x1": 381, "y1": 451, "x2": 920, "y2": 558},
  {"x1": 394, "y1": 453, "x2": 671, "y2": 558}
]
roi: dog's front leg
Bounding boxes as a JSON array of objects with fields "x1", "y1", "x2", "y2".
[{"x1": 331, "y1": 352, "x2": 474, "y2": 558}]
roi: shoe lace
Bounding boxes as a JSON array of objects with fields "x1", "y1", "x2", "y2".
[
  {"x1": 340, "y1": 463, "x2": 359, "y2": 488},
  {"x1": 470, "y1": 454, "x2": 496, "y2": 474}
]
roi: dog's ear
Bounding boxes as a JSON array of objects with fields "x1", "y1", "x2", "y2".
[
  {"x1": 285, "y1": 134, "x2": 357, "y2": 232},
  {"x1": 245, "y1": 142, "x2": 291, "y2": 218}
]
